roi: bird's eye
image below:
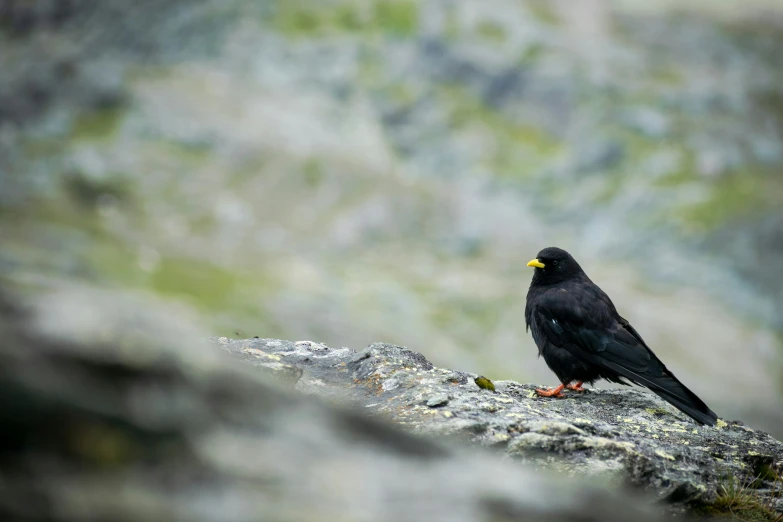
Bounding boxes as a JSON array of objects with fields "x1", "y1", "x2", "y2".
[{"x1": 552, "y1": 260, "x2": 559, "y2": 266}]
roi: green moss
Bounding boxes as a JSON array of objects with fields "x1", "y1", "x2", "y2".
[
  {"x1": 650, "y1": 66, "x2": 684, "y2": 87},
  {"x1": 334, "y1": 4, "x2": 364, "y2": 32},
  {"x1": 527, "y1": 0, "x2": 560, "y2": 26},
  {"x1": 72, "y1": 107, "x2": 125, "y2": 140},
  {"x1": 476, "y1": 21, "x2": 506, "y2": 43},
  {"x1": 387, "y1": 83, "x2": 416, "y2": 105},
  {"x1": 273, "y1": 3, "x2": 322, "y2": 35},
  {"x1": 88, "y1": 241, "x2": 146, "y2": 286},
  {"x1": 677, "y1": 169, "x2": 781, "y2": 231},
  {"x1": 272, "y1": 0, "x2": 418, "y2": 37},
  {"x1": 149, "y1": 257, "x2": 238, "y2": 307},
  {"x1": 640, "y1": 134, "x2": 783, "y2": 232},
  {"x1": 517, "y1": 43, "x2": 545, "y2": 65},
  {"x1": 303, "y1": 158, "x2": 324, "y2": 187},
  {"x1": 652, "y1": 158, "x2": 697, "y2": 188},
  {"x1": 23, "y1": 138, "x2": 66, "y2": 158},
  {"x1": 374, "y1": 1, "x2": 418, "y2": 36}
]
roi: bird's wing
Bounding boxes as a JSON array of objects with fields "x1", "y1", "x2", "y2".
[
  {"x1": 532, "y1": 285, "x2": 654, "y2": 375},
  {"x1": 532, "y1": 284, "x2": 717, "y2": 425}
]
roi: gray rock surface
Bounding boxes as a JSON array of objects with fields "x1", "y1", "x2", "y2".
[
  {"x1": 0, "y1": 287, "x2": 664, "y2": 522},
  {"x1": 217, "y1": 336, "x2": 783, "y2": 515}
]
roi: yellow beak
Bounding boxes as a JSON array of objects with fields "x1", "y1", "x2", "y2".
[{"x1": 527, "y1": 259, "x2": 545, "y2": 269}]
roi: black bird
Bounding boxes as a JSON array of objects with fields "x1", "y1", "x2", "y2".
[{"x1": 525, "y1": 247, "x2": 718, "y2": 425}]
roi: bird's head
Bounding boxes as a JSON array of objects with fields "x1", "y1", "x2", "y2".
[{"x1": 527, "y1": 247, "x2": 586, "y2": 285}]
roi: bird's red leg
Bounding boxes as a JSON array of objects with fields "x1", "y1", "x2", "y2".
[
  {"x1": 566, "y1": 381, "x2": 585, "y2": 392},
  {"x1": 535, "y1": 383, "x2": 566, "y2": 398}
]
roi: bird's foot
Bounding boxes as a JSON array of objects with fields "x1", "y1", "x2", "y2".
[
  {"x1": 566, "y1": 381, "x2": 585, "y2": 392},
  {"x1": 535, "y1": 384, "x2": 567, "y2": 398}
]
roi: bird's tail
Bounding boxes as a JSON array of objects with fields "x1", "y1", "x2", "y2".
[
  {"x1": 605, "y1": 361, "x2": 718, "y2": 425},
  {"x1": 646, "y1": 374, "x2": 718, "y2": 425}
]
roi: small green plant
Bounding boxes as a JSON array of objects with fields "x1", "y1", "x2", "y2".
[
  {"x1": 474, "y1": 376, "x2": 495, "y2": 392},
  {"x1": 710, "y1": 470, "x2": 783, "y2": 522}
]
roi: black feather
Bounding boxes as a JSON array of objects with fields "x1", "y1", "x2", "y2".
[{"x1": 525, "y1": 247, "x2": 718, "y2": 426}]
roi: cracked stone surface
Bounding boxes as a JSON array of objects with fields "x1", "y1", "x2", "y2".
[{"x1": 216, "y1": 337, "x2": 783, "y2": 513}]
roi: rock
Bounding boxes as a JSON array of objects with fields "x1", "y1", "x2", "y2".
[
  {"x1": 426, "y1": 393, "x2": 450, "y2": 407},
  {"x1": 214, "y1": 336, "x2": 303, "y2": 387},
  {"x1": 0, "y1": 286, "x2": 665, "y2": 522},
  {"x1": 217, "y1": 337, "x2": 783, "y2": 516}
]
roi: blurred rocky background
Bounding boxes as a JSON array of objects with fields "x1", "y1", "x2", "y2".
[{"x1": 1, "y1": 0, "x2": 783, "y2": 438}]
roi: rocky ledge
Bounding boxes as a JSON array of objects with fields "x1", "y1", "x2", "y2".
[
  {"x1": 216, "y1": 337, "x2": 783, "y2": 516},
  {"x1": 3, "y1": 279, "x2": 782, "y2": 521}
]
